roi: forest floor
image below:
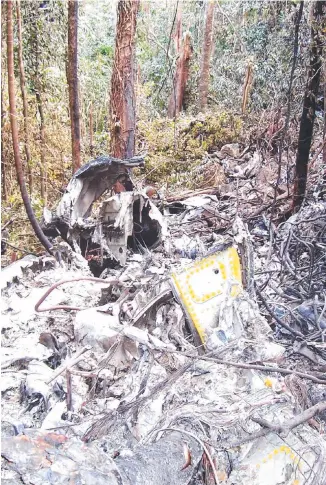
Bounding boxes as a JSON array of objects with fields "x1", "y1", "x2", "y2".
[{"x1": 1, "y1": 124, "x2": 326, "y2": 484}]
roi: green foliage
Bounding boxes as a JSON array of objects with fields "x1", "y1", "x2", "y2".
[
  {"x1": 95, "y1": 45, "x2": 114, "y2": 58},
  {"x1": 1, "y1": 0, "x2": 318, "y2": 261},
  {"x1": 138, "y1": 113, "x2": 241, "y2": 187}
]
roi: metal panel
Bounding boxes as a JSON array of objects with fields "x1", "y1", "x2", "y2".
[{"x1": 171, "y1": 246, "x2": 242, "y2": 345}]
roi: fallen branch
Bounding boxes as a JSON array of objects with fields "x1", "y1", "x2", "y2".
[
  {"x1": 255, "y1": 284, "x2": 304, "y2": 338},
  {"x1": 251, "y1": 401, "x2": 326, "y2": 437},
  {"x1": 166, "y1": 349, "x2": 326, "y2": 384},
  {"x1": 66, "y1": 369, "x2": 72, "y2": 411},
  {"x1": 1, "y1": 219, "x2": 14, "y2": 231},
  {"x1": 83, "y1": 360, "x2": 194, "y2": 442},
  {"x1": 46, "y1": 345, "x2": 91, "y2": 384},
  {"x1": 166, "y1": 188, "x2": 218, "y2": 202},
  {"x1": 2, "y1": 239, "x2": 38, "y2": 257},
  {"x1": 230, "y1": 401, "x2": 326, "y2": 448},
  {"x1": 34, "y1": 277, "x2": 122, "y2": 312}
]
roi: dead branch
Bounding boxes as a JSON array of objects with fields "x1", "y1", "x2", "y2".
[
  {"x1": 255, "y1": 284, "x2": 304, "y2": 338},
  {"x1": 34, "y1": 277, "x2": 122, "y2": 312},
  {"x1": 166, "y1": 349, "x2": 326, "y2": 384},
  {"x1": 166, "y1": 187, "x2": 218, "y2": 202},
  {"x1": 66, "y1": 369, "x2": 72, "y2": 411},
  {"x1": 1, "y1": 239, "x2": 38, "y2": 256},
  {"x1": 229, "y1": 401, "x2": 326, "y2": 448},
  {"x1": 251, "y1": 401, "x2": 326, "y2": 437},
  {"x1": 46, "y1": 346, "x2": 92, "y2": 384},
  {"x1": 83, "y1": 360, "x2": 194, "y2": 442},
  {"x1": 46, "y1": 345, "x2": 92, "y2": 384},
  {"x1": 1, "y1": 219, "x2": 14, "y2": 231}
]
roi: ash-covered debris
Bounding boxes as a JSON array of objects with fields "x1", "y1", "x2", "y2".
[
  {"x1": 2, "y1": 148, "x2": 326, "y2": 485},
  {"x1": 41, "y1": 155, "x2": 167, "y2": 271}
]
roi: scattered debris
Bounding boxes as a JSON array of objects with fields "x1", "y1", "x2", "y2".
[
  {"x1": 2, "y1": 149, "x2": 326, "y2": 484},
  {"x1": 42, "y1": 155, "x2": 167, "y2": 268}
]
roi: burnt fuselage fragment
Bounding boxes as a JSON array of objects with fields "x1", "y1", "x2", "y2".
[{"x1": 42, "y1": 155, "x2": 164, "y2": 268}]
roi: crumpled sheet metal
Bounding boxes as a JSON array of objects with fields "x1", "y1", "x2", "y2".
[
  {"x1": 92, "y1": 192, "x2": 135, "y2": 265},
  {"x1": 79, "y1": 191, "x2": 166, "y2": 265},
  {"x1": 171, "y1": 246, "x2": 242, "y2": 345},
  {"x1": 56, "y1": 155, "x2": 144, "y2": 222},
  {"x1": 1, "y1": 431, "x2": 202, "y2": 485}
]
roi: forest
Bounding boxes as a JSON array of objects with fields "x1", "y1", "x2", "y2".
[
  {"x1": 1, "y1": 1, "x2": 326, "y2": 484},
  {"x1": 1, "y1": 0, "x2": 324, "y2": 256}
]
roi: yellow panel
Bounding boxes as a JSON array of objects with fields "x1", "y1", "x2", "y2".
[{"x1": 171, "y1": 246, "x2": 243, "y2": 345}]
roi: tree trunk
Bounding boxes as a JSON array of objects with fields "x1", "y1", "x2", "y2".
[
  {"x1": 198, "y1": 1, "x2": 215, "y2": 112},
  {"x1": 1, "y1": 0, "x2": 7, "y2": 201},
  {"x1": 67, "y1": 0, "x2": 81, "y2": 172},
  {"x1": 241, "y1": 62, "x2": 253, "y2": 114},
  {"x1": 293, "y1": 1, "x2": 325, "y2": 211},
  {"x1": 89, "y1": 101, "x2": 94, "y2": 157},
  {"x1": 110, "y1": 0, "x2": 139, "y2": 159},
  {"x1": 16, "y1": 0, "x2": 33, "y2": 194},
  {"x1": 1, "y1": 75, "x2": 7, "y2": 202},
  {"x1": 35, "y1": 90, "x2": 47, "y2": 204},
  {"x1": 6, "y1": 0, "x2": 52, "y2": 254},
  {"x1": 167, "y1": 32, "x2": 193, "y2": 118},
  {"x1": 33, "y1": 15, "x2": 47, "y2": 205}
]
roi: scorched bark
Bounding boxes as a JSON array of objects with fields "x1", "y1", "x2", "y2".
[
  {"x1": 6, "y1": 0, "x2": 52, "y2": 254},
  {"x1": 110, "y1": 0, "x2": 139, "y2": 159},
  {"x1": 293, "y1": 1, "x2": 325, "y2": 210},
  {"x1": 67, "y1": 0, "x2": 81, "y2": 173}
]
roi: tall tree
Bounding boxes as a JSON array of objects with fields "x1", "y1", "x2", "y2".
[
  {"x1": 67, "y1": 0, "x2": 81, "y2": 172},
  {"x1": 241, "y1": 61, "x2": 253, "y2": 114},
  {"x1": 89, "y1": 101, "x2": 94, "y2": 157},
  {"x1": 35, "y1": 61, "x2": 47, "y2": 203},
  {"x1": 16, "y1": 0, "x2": 33, "y2": 194},
  {"x1": 6, "y1": 0, "x2": 52, "y2": 254},
  {"x1": 110, "y1": 0, "x2": 139, "y2": 159},
  {"x1": 293, "y1": 1, "x2": 325, "y2": 210},
  {"x1": 198, "y1": 0, "x2": 215, "y2": 111},
  {"x1": 27, "y1": 5, "x2": 47, "y2": 204},
  {"x1": 1, "y1": 73, "x2": 7, "y2": 201},
  {"x1": 167, "y1": 32, "x2": 192, "y2": 118},
  {"x1": 167, "y1": 3, "x2": 194, "y2": 118},
  {"x1": 1, "y1": 0, "x2": 7, "y2": 201}
]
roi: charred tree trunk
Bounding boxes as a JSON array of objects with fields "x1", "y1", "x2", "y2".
[
  {"x1": 16, "y1": 0, "x2": 33, "y2": 194},
  {"x1": 110, "y1": 0, "x2": 139, "y2": 159},
  {"x1": 167, "y1": 32, "x2": 193, "y2": 118},
  {"x1": 293, "y1": 1, "x2": 325, "y2": 210},
  {"x1": 6, "y1": 0, "x2": 52, "y2": 254},
  {"x1": 67, "y1": 0, "x2": 81, "y2": 172},
  {"x1": 198, "y1": 1, "x2": 215, "y2": 112}
]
